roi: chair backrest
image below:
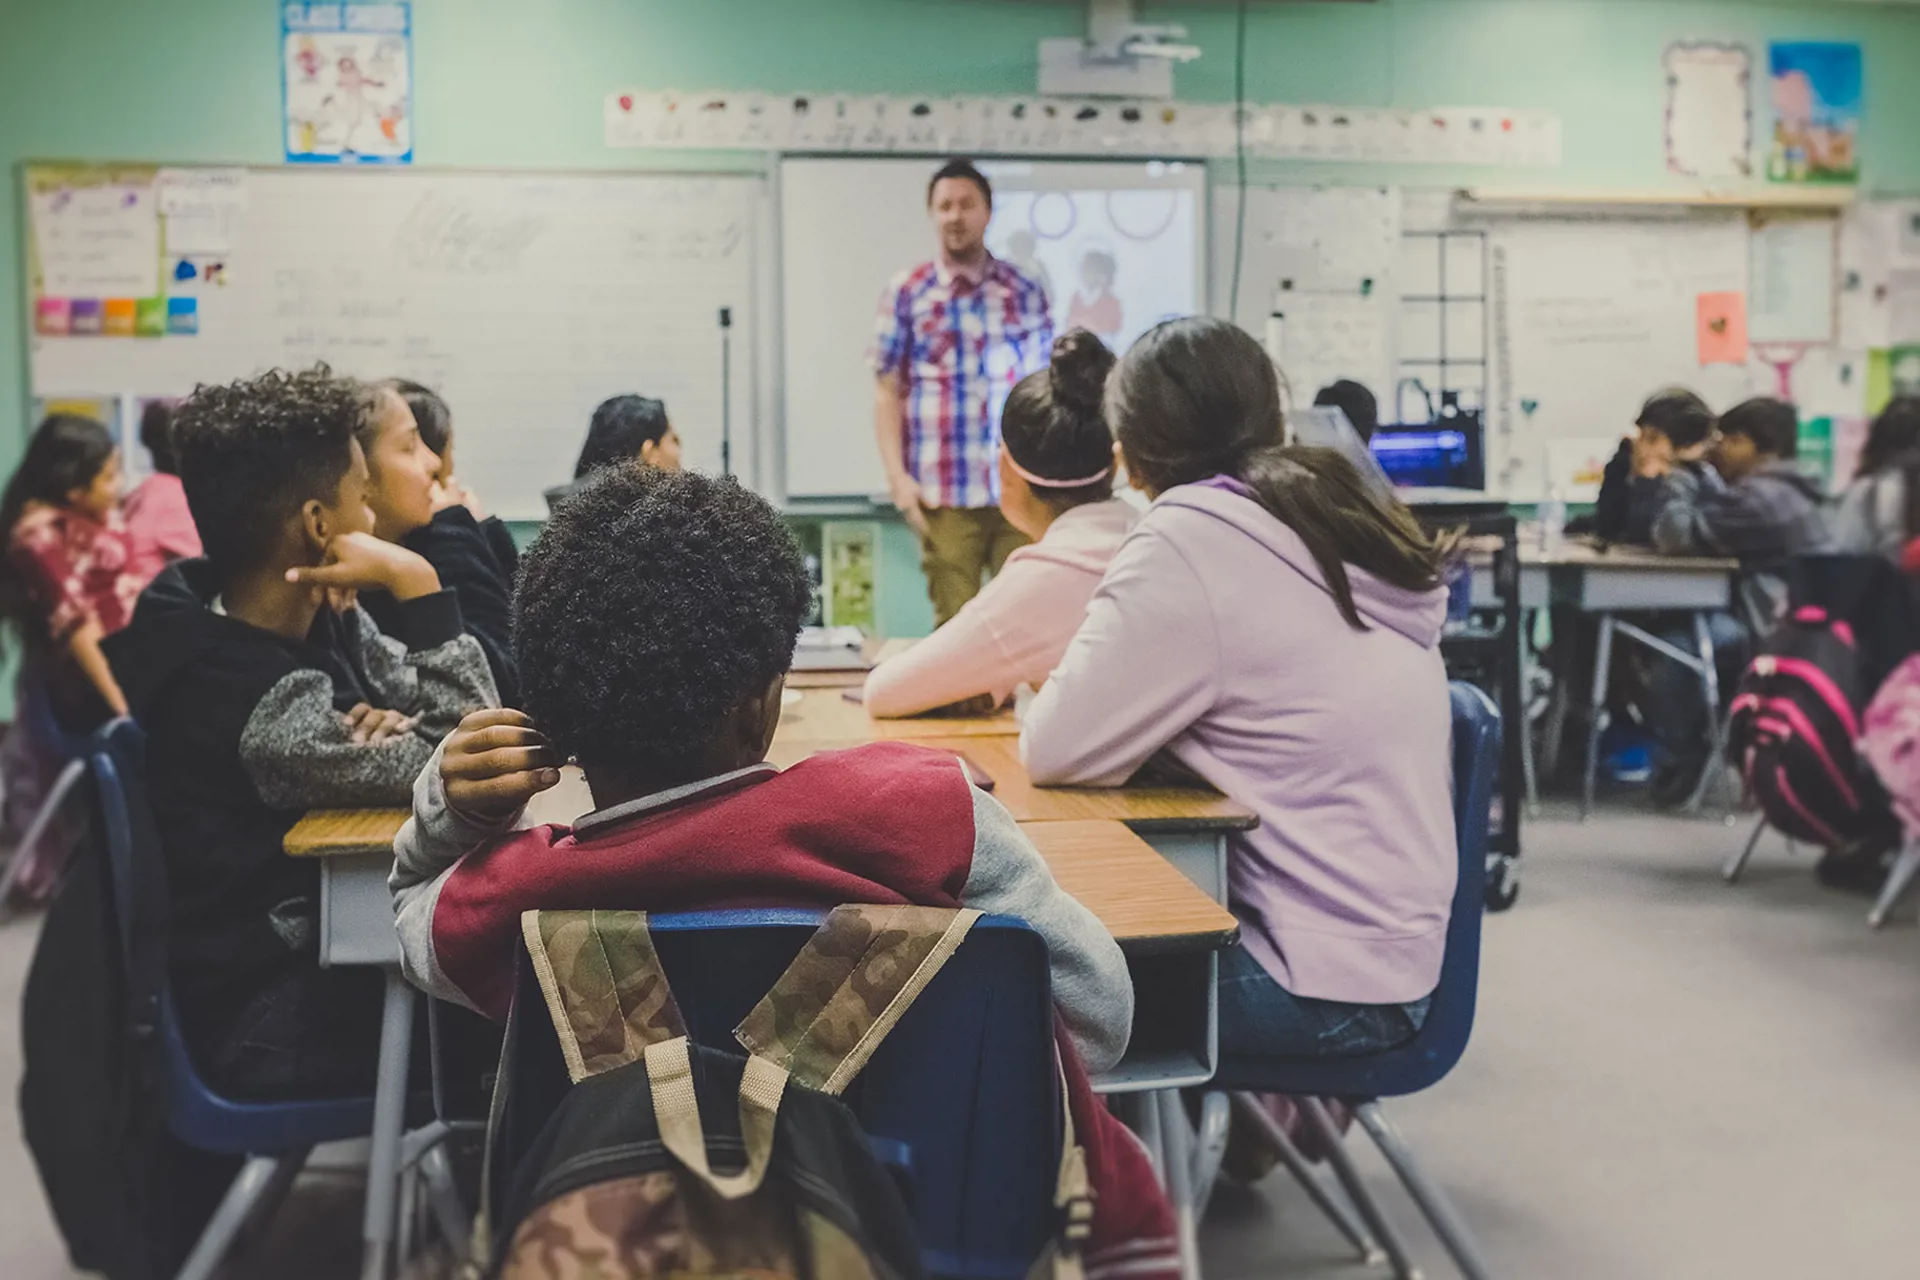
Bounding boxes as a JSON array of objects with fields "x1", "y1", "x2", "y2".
[
  {"x1": 84, "y1": 718, "x2": 373, "y2": 1155},
  {"x1": 1784, "y1": 552, "x2": 1920, "y2": 694},
  {"x1": 1215, "y1": 680, "x2": 1500, "y2": 1100},
  {"x1": 497, "y1": 909, "x2": 1059, "y2": 1280}
]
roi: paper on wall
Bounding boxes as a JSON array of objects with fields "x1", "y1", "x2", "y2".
[
  {"x1": 1747, "y1": 216, "x2": 1835, "y2": 344},
  {"x1": 163, "y1": 210, "x2": 233, "y2": 256},
  {"x1": 156, "y1": 168, "x2": 249, "y2": 215},
  {"x1": 1664, "y1": 43, "x2": 1753, "y2": 178},
  {"x1": 1697, "y1": 291, "x2": 1750, "y2": 365},
  {"x1": 32, "y1": 178, "x2": 162, "y2": 300},
  {"x1": 1270, "y1": 291, "x2": 1393, "y2": 409}
]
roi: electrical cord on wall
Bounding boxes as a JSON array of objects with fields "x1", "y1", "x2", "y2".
[{"x1": 1229, "y1": 0, "x2": 1250, "y2": 325}]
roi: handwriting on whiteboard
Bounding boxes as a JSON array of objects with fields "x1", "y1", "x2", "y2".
[{"x1": 395, "y1": 192, "x2": 548, "y2": 273}]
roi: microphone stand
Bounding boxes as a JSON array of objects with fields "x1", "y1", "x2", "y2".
[{"x1": 718, "y1": 306, "x2": 733, "y2": 479}]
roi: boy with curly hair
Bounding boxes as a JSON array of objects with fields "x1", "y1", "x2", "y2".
[
  {"x1": 105, "y1": 365, "x2": 498, "y2": 1099},
  {"x1": 390, "y1": 464, "x2": 1180, "y2": 1277}
]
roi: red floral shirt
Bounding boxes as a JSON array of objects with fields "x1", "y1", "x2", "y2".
[{"x1": 8, "y1": 505, "x2": 165, "y2": 644}]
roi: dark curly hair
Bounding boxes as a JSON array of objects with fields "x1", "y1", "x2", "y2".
[
  {"x1": 515, "y1": 464, "x2": 811, "y2": 775},
  {"x1": 171, "y1": 365, "x2": 369, "y2": 574}
]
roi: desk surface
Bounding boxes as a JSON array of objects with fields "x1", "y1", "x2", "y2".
[
  {"x1": 767, "y1": 734, "x2": 1259, "y2": 832},
  {"x1": 773, "y1": 685, "x2": 1019, "y2": 744},
  {"x1": 1519, "y1": 538, "x2": 1738, "y2": 573},
  {"x1": 284, "y1": 802, "x2": 1235, "y2": 950}
]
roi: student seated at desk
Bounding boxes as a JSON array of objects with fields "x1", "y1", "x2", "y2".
[
  {"x1": 1022, "y1": 317, "x2": 1457, "y2": 1063},
  {"x1": 541, "y1": 393, "x2": 682, "y2": 511},
  {"x1": 1312, "y1": 378, "x2": 1379, "y2": 443},
  {"x1": 865, "y1": 329, "x2": 1136, "y2": 717},
  {"x1": 1586, "y1": 387, "x2": 1716, "y2": 544},
  {"x1": 389, "y1": 464, "x2": 1179, "y2": 1276},
  {"x1": 124, "y1": 398, "x2": 203, "y2": 561},
  {"x1": 354, "y1": 380, "x2": 521, "y2": 704},
  {"x1": 1834, "y1": 396, "x2": 1920, "y2": 565},
  {"x1": 103, "y1": 366, "x2": 499, "y2": 1100},
  {"x1": 1643, "y1": 396, "x2": 1832, "y2": 798},
  {"x1": 388, "y1": 377, "x2": 521, "y2": 577}
]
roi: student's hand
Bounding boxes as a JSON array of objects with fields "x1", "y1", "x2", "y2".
[
  {"x1": 441, "y1": 708, "x2": 562, "y2": 821},
  {"x1": 287, "y1": 531, "x2": 442, "y2": 602},
  {"x1": 887, "y1": 471, "x2": 929, "y2": 537},
  {"x1": 431, "y1": 479, "x2": 486, "y2": 519},
  {"x1": 343, "y1": 703, "x2": 419, "y2": 745},
  {"x1": 1631, "y1": 431, "x2": 1674, "y2": 479}
]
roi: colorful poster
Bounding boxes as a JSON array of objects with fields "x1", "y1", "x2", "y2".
[
  {"x1": 30, "y1": 171, "x2": 161, "y2": 300},
  {"x1": 1697, "y1": 291, "x2": 1750, "y2": 365},
  {"x1": 1768, "y1": 41, "x2": 1861, "y2": 184},
  {"x1": 1664, "y1": 43, "x2": 1752, "y2": 178},
  {"x1": 824, "y1": 523, "x2": 878, "y2": 631},
  {"x1": 284, "y1": 3, "x2": 412, "y2": 165}
]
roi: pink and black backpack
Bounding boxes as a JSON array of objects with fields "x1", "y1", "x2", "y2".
[{"x1": 1727, "y1": 604, "x2": 1894, "y2": 847}]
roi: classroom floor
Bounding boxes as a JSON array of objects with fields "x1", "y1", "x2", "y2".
[{"x1": 2, "y1": 801, "x2": 1917, "y2": 1279}]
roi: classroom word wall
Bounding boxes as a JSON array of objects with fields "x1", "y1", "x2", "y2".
[{"x1": 27, "y1": 166, "x2": 765, "y2": 519}]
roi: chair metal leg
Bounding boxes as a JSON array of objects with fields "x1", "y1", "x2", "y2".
[
  {"x1": 1868, "y1": 837, "x2": 1920, "y2": 929},
  {"x1": 1189, "y1": 1090, "x2": 1233, "y2": 1221},
  {"x1": 0, "y1": 757, "x2": 84, "y2": 917},
  {"x1": 1230, "y1": 1093, "x2": 1383, "y2": 1266},
  {"x1": 419, "y1": 1143, "x2": 472, "y2": 1261},
  {"x1": 1683, "y1": 612, "x2": 1726, "y2": 814},
  {"x1": 176, "y1": 1153, "x2": 305, "y2": 1280},
  {"x1": 1581, "y1": 615, "x2": 1615, "y2": 822},
  {"x1": 1724, "y1": 817, "x2": 1768, "y2": 884},
  {"x1": 1353, "y1": 1102, "x2": 1493, "y2": 1280},
  {"x1": 1154, "y1": 1091, "x2": 1201, "y2": 1280},
  {"x1": 1518, "y1": 612, "x2": 1540, "y2": 817},
  {"x1": 362, "y1": 971, "x2": 417, "y2": 1280},
  {"x1": 1302, "y1": 1098, "x2": 1421, "y2": 1280}
]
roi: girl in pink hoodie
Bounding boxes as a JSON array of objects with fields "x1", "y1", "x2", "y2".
[
  {"x1": 1023, "y1": 316, "x2": 1459, "y2": 1059},
  {"x1": 865, "y1": 329, "x2": 1137, "y2": 718}
]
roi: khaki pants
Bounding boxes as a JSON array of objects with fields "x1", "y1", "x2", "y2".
[{"x1": 920, "y1": 506, "x2": 1029, "y2": 626}]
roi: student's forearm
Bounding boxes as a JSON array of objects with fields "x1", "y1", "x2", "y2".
[{"x1": 67, "y1": 619, "x2": 128, "y2": 717}]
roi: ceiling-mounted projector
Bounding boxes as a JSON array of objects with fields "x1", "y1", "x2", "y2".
[{"x1": 1038, "y1": 0, "x2": 1198, "y2": 98}]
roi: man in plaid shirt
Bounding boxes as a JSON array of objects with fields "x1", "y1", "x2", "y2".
[{"x1": 872, "y1": 159, "x2": 1054, "y2": 624}]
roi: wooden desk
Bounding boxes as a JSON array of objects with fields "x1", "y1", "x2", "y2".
[
  {"x1": 772, "y1": 685, "x2": 1018, "y2": 745},
  {"x1": 784, "y1": 637, "x2": 918, "y2": 689}
]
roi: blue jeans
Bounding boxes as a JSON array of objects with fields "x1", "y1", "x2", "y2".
[{"x1": 1216, "y1": 946, "x2": 1431, "y2": 1059}]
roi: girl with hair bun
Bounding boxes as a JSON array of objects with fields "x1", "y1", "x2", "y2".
[{"x1": 865, "y1": 329, "x2": 1137, "y2": 718}]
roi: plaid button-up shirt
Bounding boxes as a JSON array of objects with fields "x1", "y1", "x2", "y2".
[{"x1": 871, "y1": 255, "x2": 1053, "y2": 509}]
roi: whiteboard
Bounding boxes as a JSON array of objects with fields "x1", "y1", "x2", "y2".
[
  {"x1": 29, "y1": 167, "x2": 765, "y2": 519},
  {"x1": 1490, "y1": 214, "x2": 1755, "y2": 497},
  {"x1": 779, "y1": 157, "x2": 1206, "y2": 499}
]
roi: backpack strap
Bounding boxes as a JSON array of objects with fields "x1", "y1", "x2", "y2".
[
  {"x1": 520, "y1": 909, "x2": 687, "y2": 1084},
  {"x1": 734, "y1": 904, "x2": 983, "y2": 1095}
]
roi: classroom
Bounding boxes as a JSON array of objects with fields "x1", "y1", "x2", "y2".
[{"x1": 4, "y1": 1, "x2": 1920, "y2": 1278}]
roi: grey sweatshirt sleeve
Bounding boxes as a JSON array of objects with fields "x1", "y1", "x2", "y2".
[
  {"x1": 349, "y1": 595, "x2": 500, "y2": 740},
  {"x1": 1832, "y1": 472, "x2": 1907, "y2": 561},
  {"x1": 958, "y1": 776, "x2": 1133, "y2": 1073},
  {"x1": 389, "y1": 736, "x2": 524, "y2": 1009},
  {"x1": 1650, "y1": 465, "x2": 1717, "y2": 555}
]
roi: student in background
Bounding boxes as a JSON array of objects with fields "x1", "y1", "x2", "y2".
[
  {"x1": 389, "y1": 465, "x2": 1179, "y2": 1277},
  {"x1": 103, "y1": 366, "x2": 497, "y2": 1100},
  {"x1": 1312, "y1": 378, "x2": 1380, "y2": 443},
  {"x1": 387, "y1": 378, "x2": 520, "y2": 579},
  {"x1": 865, "y1": 330, "x2": 1134, "y2": 718},
  {"x1": 1024, "y1": 317, "x2": 1458, "y2": 1066},
  {"x1": 1833, "y1": 396, "x2": 1920, "y2": 563},
  {"x1": 544, "y1": 394, "x2": 681, "y2": 510},
  {"x1": 1643, "y1": 396, "x2": 1832, "y2": 801},
  {"x1": 1588, "y1": 388, "x2": 1716, "y2": 544},
  {"x1": 355, "y1": 383, "x2": 520, "y2": 706},
  {"x1": 1, "y1": 413, "x2": 165, "y2": 725},
  {"x1": 124, "y1": 399, "x2": 203, "y2": 561}
]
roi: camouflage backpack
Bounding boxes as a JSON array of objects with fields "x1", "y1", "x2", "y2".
[{"x1": 473, "y1": 905, "x2": 1093, "y2": 1280}]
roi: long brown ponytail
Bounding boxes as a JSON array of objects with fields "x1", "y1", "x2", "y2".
[{"x1": 1107, "y1": 316, "x2": 1454, "y2": 630}]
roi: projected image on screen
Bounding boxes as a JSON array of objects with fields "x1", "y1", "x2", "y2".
[{"x1": 989, "y1": 187, "x2": 1199, "y2": 357}]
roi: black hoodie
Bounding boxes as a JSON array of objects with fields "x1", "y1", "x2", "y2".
[
  {"x1": 360, "y1": 505, "x2": 521, "y2": 706},
  {"x1": 102, "y1": 559, "x2": 498, "y2": 1057}
]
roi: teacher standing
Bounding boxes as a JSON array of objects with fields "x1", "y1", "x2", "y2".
[{"x1": 872, "y1": 159, "x2": 1055, "y2": 624}]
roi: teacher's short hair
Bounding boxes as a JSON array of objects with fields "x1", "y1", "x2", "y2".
[{"x1": 928, "y1": 159, "x2": 992, "y2": 208}]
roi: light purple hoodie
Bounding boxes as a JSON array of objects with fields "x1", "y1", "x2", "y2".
[{"x1": 1022, "y1": 480, "x2": 1456, "y2": 1005}]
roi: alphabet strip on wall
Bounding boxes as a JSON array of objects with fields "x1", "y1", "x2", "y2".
[{"x1": 604, "y1": 90, "x2": 1562, "y2": 167}]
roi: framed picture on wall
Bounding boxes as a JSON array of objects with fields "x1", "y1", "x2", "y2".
[{"x1": 283, "y1": 3, "x2": 413, "y2": 165}]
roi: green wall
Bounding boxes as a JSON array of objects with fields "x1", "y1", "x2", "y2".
[{"x1": 8, "y1": 0, "x2": 1920, "y2": 642}]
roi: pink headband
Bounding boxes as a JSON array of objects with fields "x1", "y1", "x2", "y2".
[{"x1": 1004, "y1": 453, "x2": 1114, "y2": 489}]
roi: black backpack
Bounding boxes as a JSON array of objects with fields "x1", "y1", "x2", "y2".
[{"x1": 475, "y1": 905, "x2": 1088, "y2": 1280}]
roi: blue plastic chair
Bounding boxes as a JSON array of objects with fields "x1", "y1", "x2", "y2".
[
  {"x1": 86, "y1": 719, "x2": 378, "y2": 1280},
  {"x1": 1207, "y1": 681, "x2": 1501, "y2": 1280},
  {"x1": 0, "y1": 666, "x2": 94, "y2": 915},
  {"x1": 495, "y1": 909, "x2": 1061, "y2": 1280}
]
